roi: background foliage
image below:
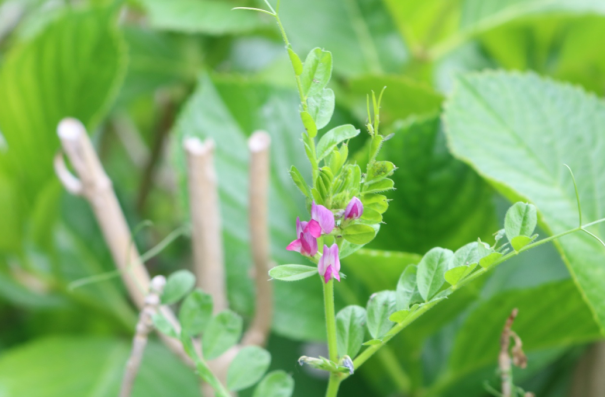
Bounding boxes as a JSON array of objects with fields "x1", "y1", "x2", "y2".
[{"x1": 1, "y1": 0, "x2": 605, "y2": 396}]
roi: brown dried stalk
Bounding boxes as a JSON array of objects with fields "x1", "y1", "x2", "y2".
[
  {"x1": 184, "y1": 137, "x2": 228, "y2": 314},
  {"x1": 242, "y1": 131, "x2": 273, "y2": 347},
  {"x1": 54, "y1": 118, "x2": 188, "y2": 363},
  {"x1": 119, "y1": 275, "x2": 166, "y2": 397},
  {"x1": 498, "y1": 308, "x2": 529, "y2": 397}
]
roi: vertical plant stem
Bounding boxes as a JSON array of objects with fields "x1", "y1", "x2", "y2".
[
  {"x1": 326, "y1": 373, "x2": 342, "y2": 397},
  {"x1": 323, "y1": 280, "x2": 338, "y2": 362}
]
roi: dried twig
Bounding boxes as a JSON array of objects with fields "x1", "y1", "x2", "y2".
[
  {"x1": 54, "y1": 118, "x2": 188, "y2": 363},
  {"x1": 184, "y1": 137, "x2": 228, "y2": 313},
  {"x1": 119, "y1": 275, "x2": 166, "y2": 397},
  {"x1": 242, "y1": 131, "x2": 273, "y2": 347},
  {"x1": 498, "y1": 308, "x2": 529, "y2": 397}
]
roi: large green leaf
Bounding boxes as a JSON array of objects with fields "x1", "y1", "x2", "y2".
[
  {"x1": 426, "y1": 280, "x2": 601, "y2": 396},
  {"x1": 0, "y1": 7, "x2": 126, "y2": 201},
  {"x1": 172, "y1": 75, "x2": 325, "y2": 340},
  {"x1": 444, "y1": 71, "x2": 605, "y2": 331},
  {"x1": 0, "y1": 337, "x2": 200, "y2": 396},
  {"x1": 279, "y1": 0, "x2": 407, "y2": 77},
  {"x1": 371, "y1": 115, "x2": 496, "y2": 254},
  {"x1": 138, "y1": 0, "x2": 264, "y2": 35}
]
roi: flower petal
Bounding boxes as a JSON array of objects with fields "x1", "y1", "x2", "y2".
[
  {"x1": 317, "y1": 245, "x2": 328, "y2": 276},
  {"x1": 344, "y1": 197, "x2": 363, "y2": 220},
  {"x1": 312, "y1": 202, "x2": 335, "y2": 234},
  {"x1": 300, "y1": 232, "x2": 318, "y2": 256},
  {"x1": 305, "y1": 219, "x2": 322, "y2": 238},
  {"x1": 286, "y1": 239, "x2": 302, "y2": 253},
  {"x1": 323, "y1": 265, "x2": 333, "y2": 283}
]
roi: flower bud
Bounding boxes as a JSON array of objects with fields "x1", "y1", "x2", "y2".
[{"x1": 344, "y1": 197, "x2": 363, "y2": 220}]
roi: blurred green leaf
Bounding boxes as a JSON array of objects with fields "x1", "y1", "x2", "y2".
[
  {"x1": 395, "y1": 265, "x2": 422, "y2": 310},
  {"x1": 348, "y1": 76, "x2": 443, "y2": 125},
  {"x1": 139, "y1": 0, "x2": 264, "y2": 35},
  {"x1": 252, "y1": 370, "x2": 294, "y2": 397},
  {"x1": 342, "y1": 224, "x2": 376, "y2": 245},
  {"x1": 336, "y1": 305, "x2": 366, "y2": 358},
  {"x1": 202, "y1": 310, "x2": 243, "y2": 360},
  {"x1": 372, "y1": 115, "x2": 497, "y2": 254},
  {"x1": 161, "y1": 269, "x2": 195, "y2": 304},
  {"x1": 279, "y1": 0, "x2": 407, "y2": 77},
  {"x1": 417, "y1": 247, "x2": 452, "y2": 302},
  {"x1": 366, "y1": 290, "x2": 396, "y2": 339},
  {"x1": 172, "y1": 74, "x2": 325, "y2": 340},
  {"x1": 227, "y1": 346, "x2": 271, "y2": 391},
  {"x1": 428, "y1": 280, "x2": 601, "y2": 396},
  {"x1": 153, "y1": 313, "x2": 178, "y2": 338},
  {"x1": 505, "y1": 202, "x2": 538, "y2": 241},
  {"x1": 0, "y1": 337, "x2": 200, "y2": 396},
  {"x1": 444, "y1": 71, "x2": 605, "y2": 331},
  {"x1": 179, "y1": 289, "x2": 213, "y2": 336},
  {"x1": 269, "y1": 264, "x2": 317, "y2": 282},
  {"x1": 307, "y1": 88, "x2": 335, "y2": 130},
  {"x1": 0, "y1": 7, "x2": 125, "y2": 200}
]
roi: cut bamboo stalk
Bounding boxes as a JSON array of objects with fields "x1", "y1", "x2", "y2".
[
  {"x1": 184, "y1": 137, "x2": 228, "y2": 313},
  {"x1": 55, "y1": 118, "x2": 188, "y2": 363},
  {"x1": 242, "y1": 131, "x2": 273, "y2": 347}
]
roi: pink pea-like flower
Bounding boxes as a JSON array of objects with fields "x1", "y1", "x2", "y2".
[
  {"x1": 344, "y1": 197, "x2": 363, "y2": 220},
  {"x1": 311, "y1": 202, "x2": 335, "y2": 234},
  {"x1": 286, "y1": 217, "x2": 320, "y2": 256},
  {"x1": 318, "y1": 244, "x2": 341, "y2": 283}
]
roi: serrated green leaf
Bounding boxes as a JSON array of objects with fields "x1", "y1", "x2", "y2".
[
  {"x1": 152, "y1": 313, "x2": 178, "y2": 338},
  {"x1": 269, "y1": 265, "x2": 317, "y2": 282},
  {"x1": 162, "y1": 270, "x2": 196, "y2": 304},
  {"x1": 368, "y1": 135, "x2": 384, "y2": 164},
  {"x1": 336, "y1": 305, "x2": 366, "y2": 358},
  {"x1": 316, "y1": 125, "x2": 360, "y2": 161},
  {"x1": 202, "y1": 310, "x2": 243, "y2": 360},
  {"x1": 300, "y1": 48, "x2": 332, "y2": 98},
  {"x1": 227, "y1": 346, "x2": 271, "y2": 391},
  {"x1": 307, "y1": 88, "x2": 335, "y2": 129},
  {"x1": 396, "y1": 264, "x2": 422, "y2": 310},
  {"x1": 366, "y1": 290, "x2": 396, "y2": 339},
  {"x1": 362, "y1": 194, "x2": 389, "y2": 214},
  {"x1": 179, "y1": 289, "x2": 213, "y2": 337},
  {"x1": 252, "y1": 371, "x2": 294, "y2": 397},
  {"x1": 417, "y1": 247, "x2": 453, "y2": 302},
  {"x1": 342, "y1": 224, "x2": 377, "y2": 245},
  {"x1": 287, "y1": 47, "x2": 303, "y2": 76},
  {"x1": 300, "y1": 111, "x2": 317, "y2": 138},
  {"x1": 505, "y1": 202, "x2": 538, "y2": 241},
  {"x1": 445, "y1": 71, "x2": 605, "y2": 331}
]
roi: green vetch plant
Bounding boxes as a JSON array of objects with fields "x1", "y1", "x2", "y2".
[{"x1": 238, "y1": 2, "x2": 605, "y2": 396}]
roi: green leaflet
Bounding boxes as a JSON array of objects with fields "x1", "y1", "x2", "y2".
[
  {"x1": 227, "y1": 346, "x2": 271, "y2": 391},
  {"x1": 416, "y1": 247, "x2": 453, "y2": 302},
  {"x1": 336, "y1": 305, "x2": 367, "y2": 358}
]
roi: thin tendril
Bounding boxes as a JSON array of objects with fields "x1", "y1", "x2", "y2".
[{"x1": 564, "y1": 164, "x2": 582, "y2": 227}]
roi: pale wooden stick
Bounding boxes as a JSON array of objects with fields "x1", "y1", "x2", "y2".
[
  {"x1": 55, "y1": 118, "x2": 188, "y2": 363},
  {"x1": 119, "y1": 275, "x2": 166, "y2": 397},
  {"x1": 499, "y1": 308, "x2": 517, "y2": 397},
  {"x1": 184, "y1": 137, "x2": 228, "y2": 313},
  {"x1": 242, "y1": 131, "x2": 273, "y2": 347}
]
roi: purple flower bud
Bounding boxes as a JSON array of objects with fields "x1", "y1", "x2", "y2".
[
  {"x1": 311, "y1": 202, "x2": 335, "y2": 235},
  {"x1": 318, "y1": 244, "x2": 341, "y2": 283},
  {"x1": 287, "y1": 218, "x2": 320, "y2": 256},
  {"x1": 344, "y1": 197, "x2": 363, "y2": 220}
]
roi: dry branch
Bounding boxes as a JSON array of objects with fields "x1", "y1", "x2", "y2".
[
  {"x1": 242, "y1": 131, "x2": 273, "y2": 347},
  {"x1": 184, "y1": 137, "x2": 228, "y2": 313},
  {"x1": 54, "y1": 118, "x2": 188, "y2": 363},
  {"x1": 119, "y1": 275, "x2": 166, "y2": 397}
]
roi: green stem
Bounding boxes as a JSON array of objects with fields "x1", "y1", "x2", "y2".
[
  {"x1": 182, "y1": 338, "x2": 230, "y2": 397},
  {"x1": 326, "y1": 373, "x2": 342, "y2": 397},
  {"x1": 323, "y1": 279, "x2": 339, "y2": 363}
]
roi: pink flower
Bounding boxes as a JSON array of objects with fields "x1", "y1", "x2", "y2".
[
  {"x1": 318, "y1": 244, "x2": 341, "y2": 283},
  {"x1": 311, "y1": 202, "x2": 335, "y2": 234},
  {"x1": 344, "y1": 197, "x2": 363, "y2": 220},
  {"x1": 287, "y1": 217, "x2": 320, "y2": 256}
]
